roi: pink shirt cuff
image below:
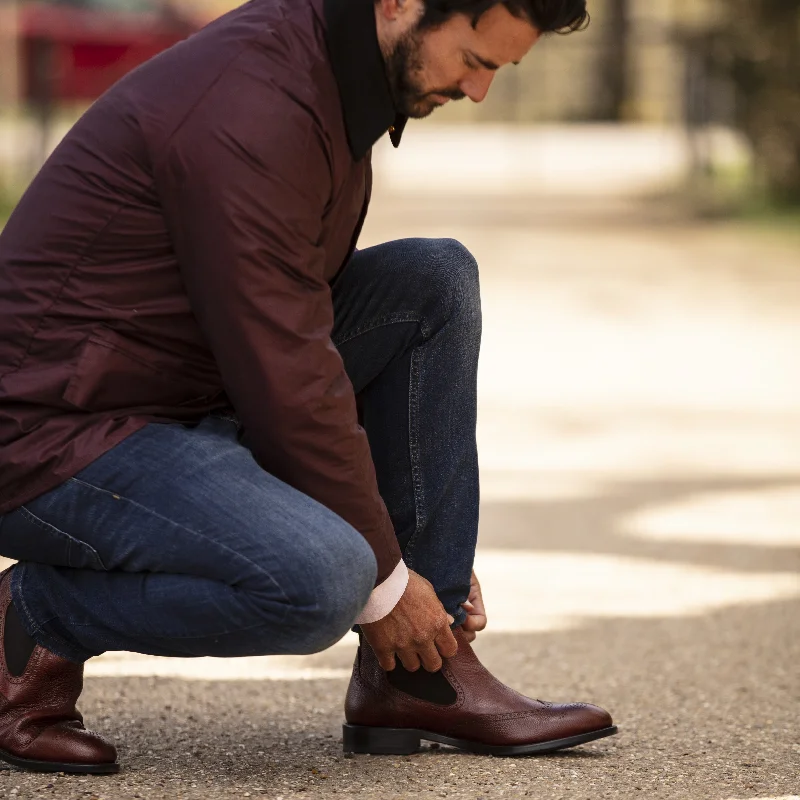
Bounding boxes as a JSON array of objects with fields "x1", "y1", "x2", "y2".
[{"x1": 354, "y1": 559, "x2": 409, "y2": 625}]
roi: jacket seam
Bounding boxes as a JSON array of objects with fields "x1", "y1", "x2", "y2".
[
  {"x1": 0, "y1": 419, "x2": 148, "y2": 516},
  {"x1": 0, "y1": 201, "x2": 128, "y2": 384},
  {"x1": 151, "y1": 40, "x2": 251, "y2": 174}
]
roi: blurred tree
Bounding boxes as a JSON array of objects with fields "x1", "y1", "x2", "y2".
[
  {"x1": 590, "y1": 0, "x2": 630, "y2": 121},
  {"x1": 716, "y1": 0, "x2": 800, "y2": 205}
]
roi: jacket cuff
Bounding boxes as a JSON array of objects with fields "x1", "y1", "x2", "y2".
[{"x1": 354, "y1": 559, "x2": 409, "y2": 624}]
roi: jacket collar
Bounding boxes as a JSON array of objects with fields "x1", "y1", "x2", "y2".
[{"x1": 323, "y1": 0, "x2": 407, "y2": 161}]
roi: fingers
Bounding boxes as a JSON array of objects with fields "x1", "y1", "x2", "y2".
[
  {"x1": 403, "y1": 616, "x2": 458, "y2": 673},
  {"x1": 435, "y1": 625, "x2": 459, "y2": 659},
  {"x1": 375, "y1": 650, "x2": 396, "y2": 671},
  {"x1": 462, "y1": 630, "x2": 476, "y2": 643},
  {"x1": 463, "y1": 598, "x2": 486, "y2": 617},
  {"x1": 470, "y1": 596, "x2": 487, "y2": 616},
  {"x1": 418, "y1": 642, "x2": 443, "y2": 673},
  {"x1": 462, "y1": 598, "x2": 488, "y2": 636},
  {"x1": 461, "y1": 612, "x2": 487, "y2": 632},
  {"x1": 398, "y1": 649, "x2": 421, "y2": 672}
]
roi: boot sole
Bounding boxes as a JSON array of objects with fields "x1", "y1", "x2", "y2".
[
  {"x1": 0, "y1": 748, "x2": 120, "y2": 774},
  {"x1": 343, "y1": 723, "x2": 618, "y2": 756}
]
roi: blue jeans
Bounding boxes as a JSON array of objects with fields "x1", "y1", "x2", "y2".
[{"x1": 0, "y1": 238, "x2": 481, "y2": 663}]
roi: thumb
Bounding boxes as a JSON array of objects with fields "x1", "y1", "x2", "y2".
[{"x1": 462, "y1": 612, "x2": 487, "y2": 631}]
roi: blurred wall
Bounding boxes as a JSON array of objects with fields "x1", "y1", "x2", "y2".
[
  {"x1": 0, "y1": 0, "x2": 732, "y2": 127},
  {"x1": 182, "y1": 0, "x2": 724, "y2": 126},
  {"x1": 3, "y1": 0, "x2": 791, "y2": 205},
  {"x1": 0, "y1": 2, "x2": 20, "y2": 109}
]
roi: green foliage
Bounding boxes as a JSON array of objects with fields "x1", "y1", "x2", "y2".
[
  {"x1": 715, "y1": 1, "x2": 800, "y2": 206},
  {"x1": 0, "y1": 184, "x2": 20, "y2": 228}
]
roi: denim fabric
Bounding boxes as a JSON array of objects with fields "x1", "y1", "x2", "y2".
[{"x1": 0, "y1": 237, "x2": 481, "y2": 662}]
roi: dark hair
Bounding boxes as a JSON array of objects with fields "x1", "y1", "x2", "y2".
[{"x1": 418, "y1": 0, "x2": 590, "y2": 34}]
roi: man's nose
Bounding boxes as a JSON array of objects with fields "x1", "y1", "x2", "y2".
[{"x1": 459, "y1": 71, "x2": 495, "y2": 103}]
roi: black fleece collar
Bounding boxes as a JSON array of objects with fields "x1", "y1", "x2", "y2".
[{"x1": 323, "y1": 0, "x2": 407, "y2": 160}]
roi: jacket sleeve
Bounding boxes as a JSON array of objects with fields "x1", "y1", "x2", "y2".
[{"x1": 153, "y1": 84, "x2": 403, "y2": 586}]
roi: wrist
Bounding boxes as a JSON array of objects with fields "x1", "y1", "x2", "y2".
[{"x1": 354, "y1": 560, "x2": 409, "y2": 624}]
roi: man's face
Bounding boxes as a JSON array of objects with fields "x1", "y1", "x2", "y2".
[{"x1": 381, "y1": 2, "x2": 541, "y2": 119}]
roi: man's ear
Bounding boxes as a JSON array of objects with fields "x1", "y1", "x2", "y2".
[{"x1": 376, "y1": 0, "x2": 412, "y2": 24}]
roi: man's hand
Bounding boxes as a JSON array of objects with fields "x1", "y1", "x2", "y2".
[
  {"x1": 360, "y1": 570, "x2": 458, "y2": 673},
  {"x1": 460, "y1": 569, "x2": 487, "y2": 643}
]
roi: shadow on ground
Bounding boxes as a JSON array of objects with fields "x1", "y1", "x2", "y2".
[
  {"x1": 479, "y1": 473, "x2": 800, "y2": 574},
  {"x1": 1, "y1": 476, "x2": 798, "y2": 800},
  {"x1": 0, "y1": 600, "x2": 794, "y2": 800}
]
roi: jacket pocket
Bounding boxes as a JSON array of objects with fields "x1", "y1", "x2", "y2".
[
  {"x1": 0, "y1": 506, "x2": 105, "y2": 570},
  {"x1": 62, "y1": 326, "x2": 221, "y2": 412}
]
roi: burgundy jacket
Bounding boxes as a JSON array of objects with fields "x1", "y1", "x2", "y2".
[{"x1": 0, "y1": 0, "x2": 409, "y2": 584}]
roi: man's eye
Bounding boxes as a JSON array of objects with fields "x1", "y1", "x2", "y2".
[{"x1": 463, "y1": 54, "x2": 477, "y2": 69}]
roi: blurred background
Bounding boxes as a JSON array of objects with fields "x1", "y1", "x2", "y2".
[
  {"x1": 0, "y1": 2, "x2": 799, "y2": 798},
  {"x1": 0, "y1": 0, "x2": 799, "y2": 213}
]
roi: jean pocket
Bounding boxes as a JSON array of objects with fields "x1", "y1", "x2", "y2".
[{"x1": 0, "y1": 506, "x2": 106, "y2": 570}]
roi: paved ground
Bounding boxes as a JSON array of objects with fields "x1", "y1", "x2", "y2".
[{"x1": 2, "y1": 140, "x2": 799, "y2": 799}]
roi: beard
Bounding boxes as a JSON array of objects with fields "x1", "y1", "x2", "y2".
[{"x1": 383, "y1": 26, "x2": 466, "y2": 118}]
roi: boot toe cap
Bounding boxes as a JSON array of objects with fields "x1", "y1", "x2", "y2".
[
  {"x1": 504, "y1": 701, "x2": 614, "y2": 746},
  {"x1": 561, "y1": 701, "x2": 614, "y2": 735},
  {"x1": 26, "y1": 725, "x2": 118, "y2": 766}
]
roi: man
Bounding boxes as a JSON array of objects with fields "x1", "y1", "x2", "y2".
[{"x1": 0, "y1": 0, "x2": 617, "y2": 774}]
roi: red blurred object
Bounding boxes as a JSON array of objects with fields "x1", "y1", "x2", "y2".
[{"x1": 19, "y1": 3, "x2": 197, "y2": 104}]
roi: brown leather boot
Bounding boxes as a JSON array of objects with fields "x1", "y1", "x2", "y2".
[
  {"x1": 0, "y1": 567, "x2": 119, "y2": 773},
  {"x1": 344, "y1": 627, "x2": 617, "y2": 756}
]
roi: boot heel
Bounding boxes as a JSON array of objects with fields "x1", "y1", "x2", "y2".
[{"x1": 342, "y1": 723, "x2": 421, "y2": 755}]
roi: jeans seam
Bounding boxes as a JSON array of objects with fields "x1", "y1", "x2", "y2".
[
  {"x1": 10, "y1": 567, "x2": 92, "y2": 661},
  {"x1": 67, "y1": 476, "x2": 291, "y2": 607},
  {"x1": 11, "y1": 568, "x2": 51, "y2": 638},
  {"x1": 332, "y1": 313, "x2": 426, "y2": 347},
  {"x1": 332, "y1": 311, "x2": 440, "y2": 573},
  {"x1": 18, "y1": 505, "x2": 107, "y2": 570},
  {"x1": 402, "y1": 346, "x2": 426, "y2": 571},
  {"x1": 397, "y1": 314, "x2": 457, "y2": 571}
]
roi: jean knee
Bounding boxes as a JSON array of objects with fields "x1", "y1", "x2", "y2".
[
  {"x1": 290, "y1": 526, "x2": 377, "y2": 654},
  {"x1": 414, "y1": 238, "x2": 481, "y2": 328}
]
